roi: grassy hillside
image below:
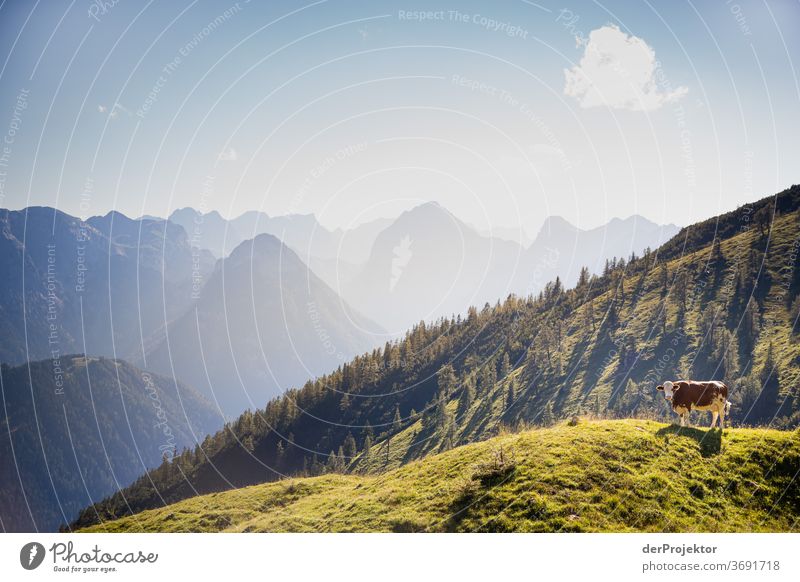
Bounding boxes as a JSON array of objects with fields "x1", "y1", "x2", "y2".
[
  {"x1": 72, "y1": 185, "x2": 800, "y2": 530},
  {"x1": 81, "y1": 420, "x2": 799, "y2": 533}
]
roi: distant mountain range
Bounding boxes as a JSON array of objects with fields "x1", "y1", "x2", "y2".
[
  {"x1": 344, "y1": 204, "x2": 678, "y2": 331},
  {"x1": 168, "y1": 204, "x2": 679, "y2": 332},
  {"x1": 0, "y1": 206, "x2": 384, "y2": 413},
  {"x1": 0, "y1": 207, "x2": 215, "y2": 365},
  {"x1": 168, "y1": 207, "x2": 390, "y2": 265},
  {"x1": 0, "y1": 203, "x2": 678, "y2": 404},
  {"x1": 523, "y1": 213, "x2": 680, "y2": 293},
  {"x1": 0, "y1": 356, "x2": 218, "y2": 532}
]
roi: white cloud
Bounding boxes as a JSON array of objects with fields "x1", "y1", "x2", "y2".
[
  {"x1": 218, "y1": 147, "x2": 238, "y2": 161},
  {"x1": 564, "y1": 24, "x2": 687, "y2": 111}
]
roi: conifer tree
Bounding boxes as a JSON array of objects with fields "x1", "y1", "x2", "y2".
[
  {"x1": 436, "y1": 364, "x2": 457, "y2": 397},
  {"x1": 505, "y1": 378, "x2": 517, "y2": 412},
  {"x1": 392, "y1": 405, "x2": 402, "y2": 432},
  {"x1": 577, "y1": 266, "x2": 590, "y2": 289},
  {"x1": 342, "y1": 433, "x2": 357, "y2": 459},
  {"x1": 540, "y1": 401, "x2": 555, "y2": 426},
  {"x1": 362, "y1": 434, "x2": 372, "y2": 457},
  {"x1": 659, "y1": 262, "x2": 668, "y2": 295},
  {"x1": 458, "y1": 375, "x2": 476, "y2": 415},
  {"x1": 756, "y1": 342, "x2": 781, "y2": 421},
  {"x1": 499, "y1": 353, "x2": 511, "y2": 379}
]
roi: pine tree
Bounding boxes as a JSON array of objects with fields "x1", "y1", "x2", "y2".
[
  {"x1": 742, "y1": 298, "x2": 760, "y2": 353},
  {"x1": 754, "y1": 205, "x2": 771, "y2": 238},
  {"x1": 342, "y1": 433, "x2": 357, "y2": 459},
  {"x1": 710, "y1": 237, "x2": 723, "y2": 265},
  {"x1": 756, "y1": 342, "x2": 781, "y2": 421},
  {"x1": 392, "y1": 405, "x2": 402, "y2": 432},
  {"x1": 673, "y1": 270, "x2": 688, "y2": 322},
  {"x1": 540, "y1": 401, "x2": 555, "y2": 426},
  {"x1": 659, "y1": 262, "x2": 668, "y2": 295},
  {"x1": 593, "y1": 393, "x2": 602, "y2": 418},
  {"x1": 440, "y1": 417, "x2": 456, "y2": 451},
  {"x1": 458, "y1": 375, "x2": 476, "y2": 414},
  {"x1": 791, "y1": 295, "x2": 800, "y2": 334},
  {"x1": 577, "y1": 266, "x2": 590, "y2": 289},
  {"x1": 505, "y1": 378, "x2": 517, "y2": 412},
  {"x1": 584, "y1": 299, "x2": 596, "y2": 334},
  {"x1": 436, "y1": 364, "x2": 457, "y2": 397},
  {"x1": 310, "y1": 453, "x2": 323, "y2": 476},
  {"x1": 478, "y1": 362, "x2": 497, "y2": 395},
  {"x1": 363, "y1": 421, "x2": 374, "y2": 447},
  {"x1": 435, "y1": 394, "x2": 448, "y2": 430},
  {"x1": 499, "y1": 353, "x2": 512, "y2": 379},
  {"x1": 325, "y1": 450, "x2": 338, "y2": 473}
]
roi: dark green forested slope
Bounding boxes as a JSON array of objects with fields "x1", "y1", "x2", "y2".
[
  {"x1": 0, "y1": 356, "x2": 219, "y2": 532},
  {"x1": 72, "y1": 185, "x2": 800, "y2": 530}
]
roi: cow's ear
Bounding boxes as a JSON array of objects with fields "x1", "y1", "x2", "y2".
[
  {"x1": 672, "y1": 384, "x2": 680, "y2": 391},
  {"x1": 656, "y1": 385, "x2": 664, "y2": 391}
]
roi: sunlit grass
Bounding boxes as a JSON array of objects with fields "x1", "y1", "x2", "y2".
[{"x1": 83, "y1": 419, "x2": 799, "y2": 533}]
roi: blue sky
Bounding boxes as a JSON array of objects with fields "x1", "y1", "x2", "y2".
[{"x1": 0, "y1": 0, "x2": 798, "y2": 235}]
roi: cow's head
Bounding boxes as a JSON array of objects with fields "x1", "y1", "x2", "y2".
[{"x1": 657, "y1": 381, "x2": 679, "y2": 402}]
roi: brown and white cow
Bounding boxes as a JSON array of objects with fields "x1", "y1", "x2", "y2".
[{"x1": 656, "y1": 380, "x2": 731, "y2": 428}]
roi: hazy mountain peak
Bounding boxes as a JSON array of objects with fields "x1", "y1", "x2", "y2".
[
  {"x1": 227, "y1": 231, "x2": 285, "y2": 260},
  {"x1": 540, "y1": 215, "x2": 578, "y2": 234},
  {"x1": 169, "y1": 206, "x2": 199, "y2": 218},
  {"x1": 396, "y1": 201, "x2": 459, "y2": 226},
  {"x1": 608, "y1": 214, "x2": 654, "y2": 226}
]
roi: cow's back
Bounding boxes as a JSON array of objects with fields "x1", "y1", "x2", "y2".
[{"x1": 673, "y1": 380, "x2": 727, "y2": 408}]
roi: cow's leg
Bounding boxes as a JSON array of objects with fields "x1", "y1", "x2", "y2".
[
  {"x1": 679, "y1": 413, "x2": 686, "y2": 427},
  {"x1": 711, "y1": 410, "x2": 718, "y2": 428},
  {"x1": 719, "y1": 405, "x2": 726, "y2": 429}
]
